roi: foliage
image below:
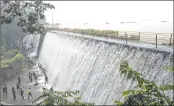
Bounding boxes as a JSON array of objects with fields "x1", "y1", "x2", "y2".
[
  {"x1": 1, "y1": 0, "x2": 55, "y2": 35},
  {"x1": 33, "y1": 89, "x2": 94, "y2": 105},
  {"x1": 55, "y1": 28, "x2": 139, "y2": 40},
  {"x1": 167, "y1": 66, "x2": 174, "y2": 72},
  {"x1": 64, "y1": 28, "x2": 119, "y2": 37},
  {"x1": 115, "y1": 61, "x2": 174, "y2": 106},
  {"x1": 1, "y1": 52, "x2": 25, "y2": 68}
]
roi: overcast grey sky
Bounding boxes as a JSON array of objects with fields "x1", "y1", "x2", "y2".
[{"x1": 44, "y1": 1, "x2": 173, "y2": 24}]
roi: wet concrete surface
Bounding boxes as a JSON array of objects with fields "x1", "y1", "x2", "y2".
[{"x1": 1, "y1": 64, "x2": 46, "y2": 105}]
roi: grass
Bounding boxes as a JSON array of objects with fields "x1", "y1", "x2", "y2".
[{"x1": 60, "y1": 28, "x2": 140, "y2": 40}]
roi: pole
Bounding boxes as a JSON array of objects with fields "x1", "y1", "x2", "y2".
[
  {"x1": 125, "y1": 32, "x2": 127, "y2": 44},
  {"x1": 156, "y1": 34, "x2": 157, "y2": 48},
  {"x1": 82, "y1": 29, "x2": 83, "y2": 37},
  {"x1": 169, "y1": 34, "x2": 172, "y2": 46},
  {"x1": 138, "y1": 32, "x2": 140, "y2": 42},
  {"x1": 106, "y1": 31, "x2": 108, "y2": 42}
]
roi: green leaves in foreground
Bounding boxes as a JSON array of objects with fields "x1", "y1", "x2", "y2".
[
  {"x1": 159, "y1": 85, "x2": 174, "y2": 91},
  {"x1": 167, "y1": 66, "x2": 174, "y2": 72},
  {"x1": 115, "y1": 61, "x2": 174, "y2": 106},
  {"x1": 33, "y1": 89, "x2": 94, "y2": 105}
]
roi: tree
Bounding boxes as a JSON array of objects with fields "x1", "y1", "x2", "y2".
[
  {"x1": 115, "y1": 61, "x2": 174, "y2": 106},
  {"x1": 1, "y1": 0, "x2": 55, "y2": 35},
  {"x1": 32, "y1": 89, "x2": 94, "y2": 105}
]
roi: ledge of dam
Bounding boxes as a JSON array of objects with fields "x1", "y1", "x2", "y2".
[{"x1": 49, "y1": 30, "x2": 173, "y2": 55}]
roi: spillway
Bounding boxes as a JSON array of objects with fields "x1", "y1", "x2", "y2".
[{"x1": 34, "y1": 31, "x2": 173, "y2": 105}]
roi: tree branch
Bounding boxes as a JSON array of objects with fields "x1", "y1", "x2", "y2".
[{"x1": 1, "y1": 3, "x2": 7, "y2": 9}]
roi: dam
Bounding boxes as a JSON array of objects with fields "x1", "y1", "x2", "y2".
[{"x1": 26, "y1": 31, "x2": 173, "y2": 105}]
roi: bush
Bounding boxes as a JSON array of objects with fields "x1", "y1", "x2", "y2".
[{"x1": 1, "y1": 53, "x2": 25, "y2": 68}]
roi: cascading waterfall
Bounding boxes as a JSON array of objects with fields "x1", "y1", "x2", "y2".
[
  {"x1": 37, "y1": 32, "x2": 173, "y2": 105},
  {"x1": 24, "y1": 34, "x2": 41, "y2": 58}
]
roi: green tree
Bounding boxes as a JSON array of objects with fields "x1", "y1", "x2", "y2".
[
  {"x1": 115, "y1": 61, "x2": 174, "y2": 106},
  {"x1": 32, "y1": 89, "x2": 94, "y2": 105},
  {"x1": 1, "y1": 0, "x2": 55, "y2": 35}
]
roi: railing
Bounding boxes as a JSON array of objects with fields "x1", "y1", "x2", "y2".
[{"x1": 48, "y1": 28, "x2": 173, "y2": 48}]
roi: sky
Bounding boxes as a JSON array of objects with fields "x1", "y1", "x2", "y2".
[{"x1": 44, "y1": 1, "x2": 173, "y2": 24}]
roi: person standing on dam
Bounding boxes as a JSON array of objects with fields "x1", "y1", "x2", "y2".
[
  {"x1": 12, "y1": 87, "x2": 16, "y2": 100},
  {"x1": 2, "y1": 84, "x2": 6, "y2": 96},
  {"x1": 50, "y1": 87, "x2": 53, "y2": 92},
  {"x1": 4, "y1": 84, "x2": 7, "y2": 96},
  {"x1": 28, "y1": 88, "x2": 32, "y2": 100},
  {"x1": 20, "y1": 88, "x2": 24, "y2": 100},
  {"x1": 28, "y1": 72, "x2": 31, "y2": 81},
  {"x1": 17, "y1": 76, "x2": 21, "y2": 85},
  {"x1": 28, "y1": 72, "x2": 33, "y2": 82},
  {"x1": 33, "y1": 72, "x2": 38, "y2": 81},
  {"x1": 16, "y1": 82, "x2": 20, "y2": 92},
  {"x1": 38, "y1": 63, "x2": 42, "y2": 69},
  {"x1": 45, "y1": 75, "x2": 48, "y2": 85}
]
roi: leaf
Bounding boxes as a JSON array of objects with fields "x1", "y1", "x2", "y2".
[
  {"x1": 127, "y1": 70, "x2": 133, "y2": 80},
  {"x1": 134, "y1": 71, "x2": 142, "y2": 77},
  {"x1": 120, "y1": 68, "x2": 127, "y2": 76},
  {"x1": 122, "y1": 90, "x2": 133, "y2": 96},
  {"x1": 167, "y1": 67, "x2": 174, "y2": 72},
  {"x1": 159, "y1": 85, "x2": 174, "y2": 91},
  {"x1": 114, "y1": 100, "x2": 123, "y2": 105}
]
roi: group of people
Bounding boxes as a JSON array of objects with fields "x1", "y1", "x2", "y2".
[
  {"x1": 2, "y1": 76, "x2": 33, "y2": 101},
  {"x1": 38, "y1": 63, "x2": 48, "y2": 85},
  {"x1": 27, "y1": 58, "x2": 35, "y2": 69},
  {"x1": 27, "y1": 43, "x2": 35, "y2": 53},
  {"x1": 1, "y1": 56, "x2": 50, "y2": 102},
  {"x1": 28, "y1": 72, "x2": 38, "y2": 85}
]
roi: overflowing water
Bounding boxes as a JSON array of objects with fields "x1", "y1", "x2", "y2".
[
  {"x1": 24, "y1": 34, "x2": 41, "y2": 59},
  {"x1": 28, "y1": 32, "x2": 173, "y2": 105}
]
